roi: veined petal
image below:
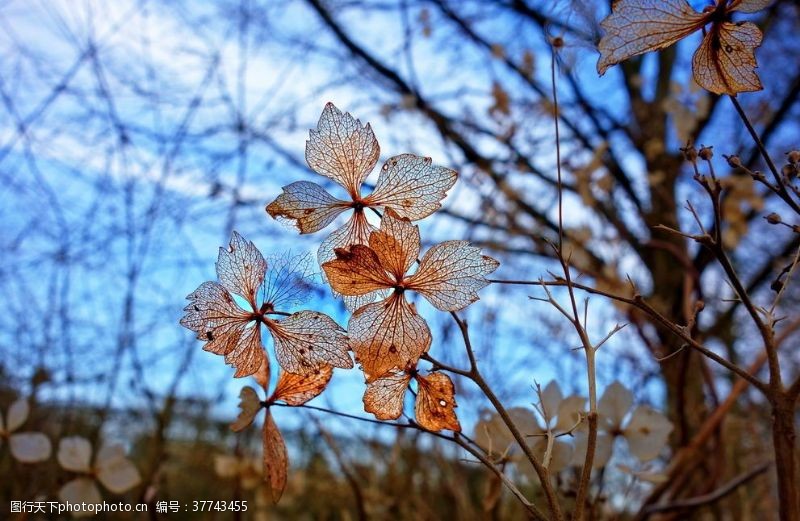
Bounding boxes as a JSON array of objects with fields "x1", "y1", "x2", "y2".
[
  {"x1": 406, "y1": 241, "x2": 499, "y2": 311},
  {"x1": 322, "y1": 245, "x2": 395, "y2": 297},
  {"x1": 369, "y1": 209, "x2": 420, "y2": 280},
  {"x1": 216, "y1": 232, "x2": 267, "y2": 307},
  {"x1": 597, "y1": 0, "x2": 706, "y2": 75},
  {"x1": 692, "y1": 21, "x2": 763, "y2": 95},
  {"x1": 363, "y1": 370, "x2": 412, "y2": 420},
  {"x1": 365, "y1": 154, "x2": 457, "y2": 220},
  {"x1": 180, "y1": 281, "x2": 265, "y2": 378},
  {"x1": 349, "y1": 293, "x2": 431, "y2": 382},
  {"x1": 231, "y1": 386, "x2": 262, "y2": 432},
  {"x1": 267, "y1": 311, "x2": 353, "y2": 375},
  {"x1": 263, "y1": 412, "x2": 288, "y2": 503},
  {"x1": 305, "y1": 102, "x2": 380, "y2": 197},
  {"x1": 268, "y1": 366, "x2": 333, "y2": 406},
  {"x1": 266, "y1": 181, "x2": 349, "y2": 234},
  {"x1": 415, "y1": 372, "x2": 460, "y2": 432},
  {"x1": 729, "y1": 0, "x2": 771, "y2": 13}
]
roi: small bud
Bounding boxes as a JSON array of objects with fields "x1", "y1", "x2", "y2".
[
  {"x1": 724, "y1": 154, "x2": 742, "y2": 168},
  {"x1": 765, "y1": 212, "x2": 782, "y2": 225},
  {"x1": 680, "y1": 143, "x2": 698, "y2": 163},
  {"x1": 698, "y1": 145, "x2": 714, "y2": 161},
  {"x1": 787, "y1": 150, "x2": 800, "y2": 165},
  {"x1": 782, "y1": 163, "x2": 797, "y2": 181}
]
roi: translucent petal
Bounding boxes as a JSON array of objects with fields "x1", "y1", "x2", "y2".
[
  {"x1": 263, "y1": 412, "x2": 288, "y2": 503},
  {"x1": 369, "y1": 209, "x2": 420, "y2": 280},
  {"x1": 317, "y1": 212, "x2": 378, "y2": 311},
  {"x1": 322, "y1": 245, "x2": 395, "y2": 297},
  {"x1": 555, "y1": 395, "x2": 586, "y2": 433},
  {"x1": 266, "y1": 181, "x2": 348, "y2": 234},
  {"x1": 96, "y1": 450, "x2": 141, "y2": 494},
  {"x1": 6, "y1": 399, "x2": 29, "y2": 433},
  {"x1": 692, "y1": 21, "x2": 763, "y2": 95},
  {"x1": 268, "y1": 366, "x2": 333, "y2": 406},
  {"x1": 598, "y1": 381, "x2": 632, "y2": 431},
  {"x1": 59, "y1": 478, "x2": 102, "y2": 515},
  {"x1": 474, "y1": 408, "x2": 540, "y2": 457},
  {"x1": 729, "y1": 0, "x2": 771, "y2": 13},
  {"x1": 180, "y1": 281, "x2": 265, "y2": 377},
  {"x1": 365, "y1": 154, "x2": 457, "y2": 220},
  {"x1": 406, "y1": 241, "x2": 499, "y2": 311},
  {"x1": 305, "y1": 102, "x2": 380, "y2": 197},
  {"x1": 623, "y1": 405, "x2": 674, "y2": 461},
  {"x1": 231, "y1": 386, "x2": 262, "y2": 432},
  {"x1": 597, "y1": 0, "x2": 705, "y2": 75},
  {"x1": 414, "y1": 372, "x2": 461, "y2": 432},
  {"x1": 539, "y1": 381, "x2": 563, "y2": 425},
  {"x1": 58, "y1": 436, "x2": 93, "y2": 472},
  {"x1": 348, "y1": 294, "x2": 431, "y2": 382},
  {"x1": 268, "y1": 311, "x2": 353, "y2": 375},
  {"x1": 9, "y1": 432, "x2": 51, "y2": 463},
  {"x1": 363, "y1": 370, "x2": 412, "y2": 420},
  {"x1": 216, "y1": 232, "x2": 267, "y2": 307},
  {"x1": 572, "y1": 431, "x2": 614, "y2": 468}
]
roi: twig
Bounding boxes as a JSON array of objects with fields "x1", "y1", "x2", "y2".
[{"x1": 642, "y1": 462, "x2": 769, "y2": 515}]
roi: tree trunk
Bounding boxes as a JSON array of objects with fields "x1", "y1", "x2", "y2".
[{"x1": 772, "y1": 395, "x2": 799, "y2": 521}]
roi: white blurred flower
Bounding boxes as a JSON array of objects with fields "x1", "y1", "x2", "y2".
[
  {"x1": 57, "y1": 436, "x2": 141, "y2": 517},
  {"x1": 0, "y1": 399, "x2": 52, "y2": 463},
  {"x1": 214, "y1": 454, "x2": 261, "y2": 490},
  {"x1": 572, "y1": 381, "x2": 673, "y2": 468},
  {"x1": 474, "y1": 381, "x2": 585, "y2": 473}
]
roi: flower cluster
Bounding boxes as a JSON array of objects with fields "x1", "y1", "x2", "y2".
[{"x1": 181, "y1": 102, "x2": 499, "y2": 501}]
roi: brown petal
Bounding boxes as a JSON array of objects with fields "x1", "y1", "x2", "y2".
[
  {"x1": 263, "y1": 412, "x2": 288, "y2": 503},
  {"x1": 231, "y1": 386, "x2": 263, "y2": 432},
  {"x1": 368, "y1": 209, "x2": 420, "y2": 280},
  {"x1": 596, "y1": 0, "x2": 705, "y2": 75},
  {"x1": 267, "y1": 311, "x2": 353, "y2": 375},
  {"x1": 216, "y1": 232, "x2": 267, "y2": 308},
  {"x1": 268, "y1": 366, "x2": 333, "y2": 406},
  {"x1": 415, "y1": 372, "x2": 461, "y2": 432},
  {"x1": 322, "y1": 244, "x2": 395, "y2": 297},
  {"x1": 349, "y1": 293, "x2": 431, "y2": 382},
  {"x1": 692, "y1": 21, "x2": 763, "y2": 95},
  {"x1": 363, "y1": 370, "x2": 412, "y2": 420},
  {"x1": 405, "y1": 241, "x2": 499, "y2": 311},
  {"x1": 266, "y1": 181, "x2": 348, "y2": 234},
  {"x1": 305, "y1": 102, "x2": 380, "y2": 198},
  {"x1": 180, "y1": 281, "x2": 265, "y2": 378},
  {"x1": 364, "y1": 154, "x2": 457, "y2": 220}
]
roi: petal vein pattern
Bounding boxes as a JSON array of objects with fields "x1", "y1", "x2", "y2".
[
  {"x1": 406, "y1": 241, "x2": 500, "y2": 311},
  {"x1": 268, "y1": 311, "x2": 353, "y2": 375},
  {"x1": 415, "y1": 372, "x2": 461, "y2": 432},
  {"x1": 365, "y1": 154, "x2": 457, "y2": 220},
  {"x1": 305, "y1": 102, "x2": 380, "y2": 197},
  {"x1": 269, "y1": 366, "x2": 333, "y2": 406},
  {"x1": 349, "y1": 294, "x2": 431, "y2": 381},
  {"x1": 597, "y1": 0, "x2": 705, "y2": 75},
  {"x1": 216, "y1": 231, "x2": 267, "y2": 307},
  {"x1": 363, "y1": 370, "x2": 412, "y2": 420},
  {"x1": 692, "y1": 21, "x2": 763, "y2": 95},
  {"x1": 266, "y1": 181, "x2": 348, "y2": 234}
]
